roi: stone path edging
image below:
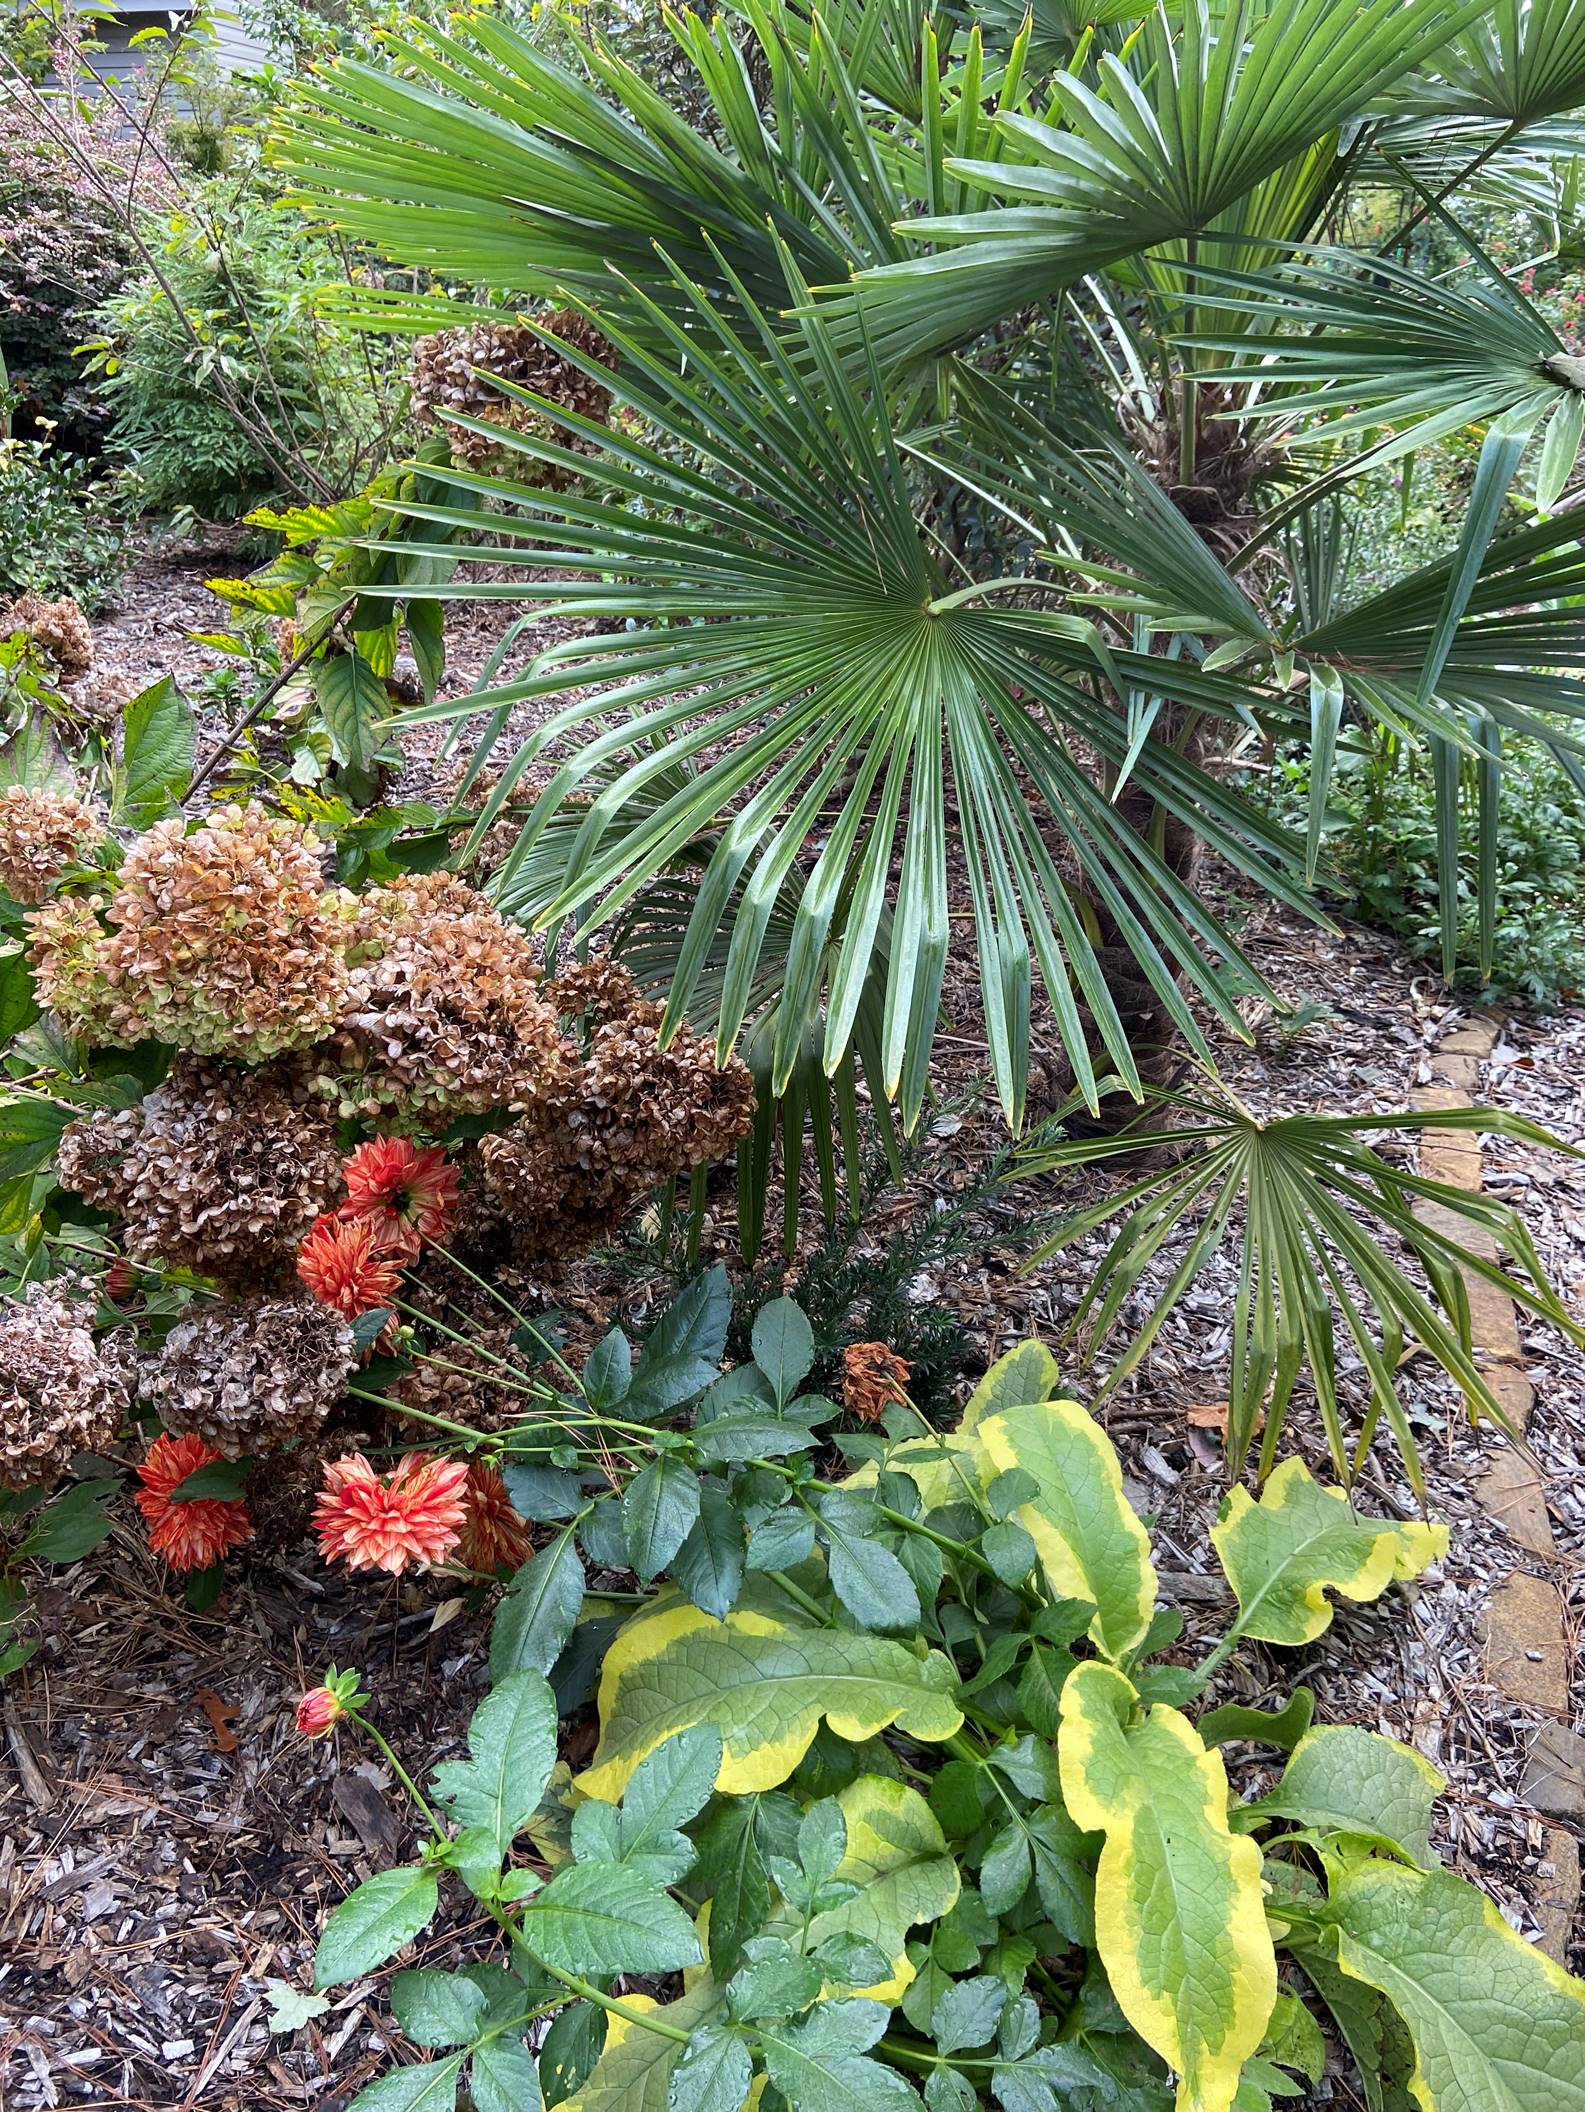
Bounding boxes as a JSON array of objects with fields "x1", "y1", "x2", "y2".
[{"x1": 1412, "y1": 1015, "x2": 1580, "y2": 1962}]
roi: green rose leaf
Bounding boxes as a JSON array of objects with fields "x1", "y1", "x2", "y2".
[
  {"x1": 1211, "y1": 1459, "x2": 1447, "y2": 1648},
  {"x1": 315, "y1": 1866, "x2": 440, "y2": 1990}
]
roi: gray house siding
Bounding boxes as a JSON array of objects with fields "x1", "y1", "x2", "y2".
[{"x1": 79, "y1": 2, "x2": 272, "y2": 87}]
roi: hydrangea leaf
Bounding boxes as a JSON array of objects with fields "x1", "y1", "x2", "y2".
[
  {"x1": 1211, "y1": 1460, "x2": 1448, "y2": 1647},
  {"x1": 577, "y1": 1599, "x2": 963, "y2": 1799},
  {"x1": 762, "y1": 1775, "x2": 960, "y2": 2002},
  {"x1": 1059, "y1": 1661, "x2": 1276, "y2": 2112},
  {"x1": 1326, "y1": 1857, "x2": 1585, "y2": 2112},
  {"x1": 977, "y1": 1399, "x2": 1157, "y2": 1662},
  {"x1": 1240, "y1": 1727, "x2": 1443, "y2": 1868},
  {"x1": 960, "y1": 1342, "x2": 1061, "y2": 1434}
]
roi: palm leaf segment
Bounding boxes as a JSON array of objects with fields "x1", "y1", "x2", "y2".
[
  {"x1": 833, "y1": 0, "x2": 1489, "y2": 366},
  {"x1": 1020, "y1": 1090, "x2": 1585, "y2": 1490},
  {"x1": 382, "y1": 262, "x2": 1314, "y2": 1130}
]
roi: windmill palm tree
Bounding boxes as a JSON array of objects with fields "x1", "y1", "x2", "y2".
[{"x1": 274, "y1": 0, "x2": 1585, "y2": 1463}]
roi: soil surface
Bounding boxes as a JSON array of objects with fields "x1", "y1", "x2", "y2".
[{"x1": 2, "y1": 543, "x2": 1582, "y2": 2109}]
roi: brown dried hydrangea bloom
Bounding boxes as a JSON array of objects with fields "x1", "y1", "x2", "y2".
[
  {"x1": 411, "y1": 310, "x2": 617, "y2": 472},
  {"x1": 389, "y1": 1323, "x2": 538, "y2": 1434},
  {"x1": 298, "y1": 872, "x2": 565, "y2": 1126},
  {"x1": 57, "y1": 1056, "x2": 344, "y2": 1282},
  {"x1": 0, "y1": 783, "x2": 103, "y2": 904},
  {"x1": 478, "y1": 959, "x2": 756, "y2": 1260},
  {"x1": 0, "y1": 1279, "x2": 134, "y2": 1489},
  {"x1": 138, "y1": 1293, "x2": 357, "y2": 1457},
  {"x1": 0, "y1": 592, "x2": 94, "y2": 681},
  {"x1": 27, "y1": 803, "x2": 354, "y2": 1060}
]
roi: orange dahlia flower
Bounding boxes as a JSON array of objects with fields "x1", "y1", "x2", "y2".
[
  {"x1": 313, "y1": 1451, "x2": 469, "y2": 1573},
  {"x1": 455, "y1": 1461, "x2": 535, "y2": 1575},
  {"x1": 134, "y1": 1431, "x2": 251, "y2": 1571},
  {"x1": 296, "y1": 1214, "x2": 405, "y2": 1330},
  {"x1": 339, "y1": 1137, "x2": 461, "y2": 1259},
  {"x1": 842, "y1": 1340, "x2": 912, "y2": 1424}
]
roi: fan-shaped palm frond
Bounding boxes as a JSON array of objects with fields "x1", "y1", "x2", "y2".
[
  {"x1": 1018, "y1": 1086, "x2": 1585, "y2": 1489},
  {"x1": 832, "y1": 0, "x2": 1486, "y2": 365},
  {"x1": 370, "y1": 260, "x2": 1317, "y2": 1130},
  {"x1": 1397, "y1": 0, "x2": 1585, "y2": 132}
]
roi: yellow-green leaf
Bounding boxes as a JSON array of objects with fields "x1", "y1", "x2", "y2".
[
  {"x1": 761, "y1": 1774, "x2": 960, "y2": 2001},
  {"x1": 1242, "y1": 1726, "x2": 1444, "y2": 1868},
  {"x1": 1059, "y1": 1661, "x2": 1276, "y2": 2112},
  {"x1": 977, "y1": 1398, "x2": 1157, "y2": 1661},
  {"x1": 1211, "y1": 1460, "x2": 1448, "y2": 1648},
  {"x1": 561, "y1": 1980, "x2": 731, "y2": 2112},
  {"x1": 961, "y1": 1341, "x2": 1061, "y2": 1433},
  {"x1": 577, "y1": 1597, "x2": 962, "y2": 1800},
  {"x1": 1327, "y1": 1858, "x2": 1585, "y2": 2112}
]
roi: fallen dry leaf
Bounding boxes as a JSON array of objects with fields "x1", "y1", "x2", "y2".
[{"x1": 196, "y1": 1687, "x2": 239, "y2": 1752}]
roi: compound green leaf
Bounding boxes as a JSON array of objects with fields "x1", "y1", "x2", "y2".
[
  {"x1": 764, "y1": 1775, "x2": 960, "y2": 2002},
  {"x1": 977, "y1": 1399, "x2": 1157, "y2": 1661},
  {"x1": 315, "y1": 1866, "x2": 439, "y2": 1990},
  {"x1": 470, "y1": 2034, "x2": 543, "y2": 2112},
  {"x1": 1242, "y1": 1727, "x2": 1443, "y2": 1867},
  {"x1": 516, "y1": 1862, "x2": 702, "y2": 1977},
  {"x1": 491, "y1": 1528, "x2": 585, "y2": 1680},
  {"x1": 760, "y1": 1999, "x2": 922, "y2": 2112},
  {"x1": 391, "y1": 1969, "x2": 489, "y2": 2049},
  {"x1": 430, "y1": 1669, "x2": 558, "y2": 1862},
  {"x1": 347, "y1": 2055, "x2": 463, "y2": 2112},
  {"x1": 1212, "y1": 1461, "x2": 1448, "y2": 1648},
  {"x1": 668, "y1": 2025, "x2": 754, "y2": 2112},
  {"x1": 1326, "y1": 1858, "x2": 1585, "y2": 2112},
  {"x1": 1059, "y1": 1662, "x2": 1275, "y2": 2112},
  {"x1": 578, "y1": 1599, "x2": 962, "y2": 1799}
]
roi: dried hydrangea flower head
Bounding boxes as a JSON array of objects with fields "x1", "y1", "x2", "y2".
[
  {"x1": 0, "y1": 591, "x2": 94, "y2": 681},
  {"x1": 410, "y1": 310, "x2": 617, "y2": 471},
  {"x1": 0, "y1": 1277, "x2": 134, "y2": 1489},
  {"x1": 478, "y1": 957, "x2": 756, "y2": 1260},
  {"x1": 57, "y1": 1056, "x2": 344, "y2": 1282},
  {"x1": 0, "y1": 783, "x2": 103, "y2": 905},
  {"x1": 314, "y1": 1450, "x2": 469, "y2": 1574},
  {"x1": 27, "y1": 803, "x2": 353, "y2": 1060},
  {"x1": 301, "y1": 872, "x2": 565, "y2": 1125},
  {"x1": 138, "y1": 1293, "x2": 357, "y2": 1457},
  {"x1": 134, "y1": 1430, "x2": 251, "y2": 1570}
]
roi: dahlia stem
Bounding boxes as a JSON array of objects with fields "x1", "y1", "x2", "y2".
[
  {"x1": 423, "y1": 1242, "x2": 587, "y2": 1395},
  {"x1": 348, "y1": 1711, "x2": 446, "y2": 1838}
]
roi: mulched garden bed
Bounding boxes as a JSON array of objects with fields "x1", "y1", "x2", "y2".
[{"x1": 2, "y1": 541, "x2": 1580, "y2": 2109}]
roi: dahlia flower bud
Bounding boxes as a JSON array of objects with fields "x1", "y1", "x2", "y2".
[{"x1": 294, "y1": 1664, "x2": 367, "y2": 1738}]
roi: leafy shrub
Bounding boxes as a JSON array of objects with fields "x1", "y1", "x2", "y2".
[
  {"x1": 0, "y1": 438, "x2": 129, "y2": 609},
  {"x1": 1267, "y1": 739, "x2": 1585, "y2": 1007},
  {"x1": 84, "y1": 184, "x2": 406, "y2": 519},
  {"x1": 298, "y1": 1319, "x2": 1585, "y2": 2112}
]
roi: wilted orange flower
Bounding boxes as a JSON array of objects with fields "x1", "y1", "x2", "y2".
[
  {"x1": 134, "y1": 1431, "x2": 251, "y2": 1571},
  {"x1": 340, "y1": 1137, "x2": 461, "y2": 1259},
  {"x1": 843, "y1": 1340, "x2": 912, "y2": 1424},
  {"x1": 455, "y1": 1460, "x2": 535, "y2": 1575},
  {"x1": 296, "y1": 1214, "x2": 405, "y2": 1332},
  {"x1": 313, "y1": 1451, "x2": 469, "y2": 1573}
]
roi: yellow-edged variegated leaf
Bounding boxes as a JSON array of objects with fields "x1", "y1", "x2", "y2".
[
  {"x1": 1059, "y1": 1661, "x2": 1276, "y2": 2112},
  {"x1": 561, "y1": 1978, "x2": 742, "y2": 2112},
  {"x1": 761, "y1": 1773, "x2": 960, "y2": 2001},
  {"x1": 1327, "y1": 1858, "x2": 1585, "y2": 2112},
  {"x1": 961, "y1": 1341, "x2": 1062, "y2": 1433},
  {"x1": 977, "y1": 1398, "x2": 1157, "y2": 1661},
  {"x1": 577, "y1": 1598, "x2": 962, "y2": 1800},
  {"x1": 1211, "y1": 1460, "x2": 1448, "y2": 1648},
  {"x1": 1242, "y1": 1726, "x2": 1444, "y2": 1868}
]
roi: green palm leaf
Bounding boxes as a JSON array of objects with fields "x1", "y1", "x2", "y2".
[
  {"x1": 830, "y1": 0, "x2": 1488, "y2": 365},
  {"x1": 369, "y1": 261, "x2": 1313, "y2": 1128},
  {"x1": 1018, "y1": 1088, "x2": 1585, "y2": 1489}
]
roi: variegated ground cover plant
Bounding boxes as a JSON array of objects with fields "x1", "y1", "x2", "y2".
[{"x1": 302, "y1": 1312, "x2": 1585, "y2": 2112}]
